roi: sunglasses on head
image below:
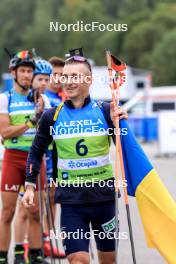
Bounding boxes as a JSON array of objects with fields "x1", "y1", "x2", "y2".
[
  {"x1": 65, "y1": 55, "x2": 92, "y2": 72},
  {"x1": 65, "y1": 55, "x2": 87, "y2": 62}
]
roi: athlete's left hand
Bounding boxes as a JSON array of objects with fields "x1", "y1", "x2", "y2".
[{"x1": 110, "y1": 102, "x2": 128, "y2": 126}]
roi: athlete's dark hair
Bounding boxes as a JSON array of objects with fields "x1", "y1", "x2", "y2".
[{"x1": 48, "y1": 56, "x2": 65, "y2": 67}]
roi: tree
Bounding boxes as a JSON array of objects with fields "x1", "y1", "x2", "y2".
[
  {"x1": 121, "y1": 3, "x2": 176, "y2": 74},
  {"x1": 55, "y1": 0, "x2": 113, "y2": 62},
  {"x1": 151, "y1": 29, "x2": 176, "y2": 85},
  {"x1": 1, "y1": 0, "x2": 176, "y2": 86},
  {"x1": 122, "y1": 21, "x2": 165, "y2": 67},
  {"x1": 22, "y1": 0, "x2": 61, "y2": 59},
  {"x1": 0, "y1": 0, "x2": 35, "y2": 73}
]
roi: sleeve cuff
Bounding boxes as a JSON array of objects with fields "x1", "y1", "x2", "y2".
[{"x1": 25, "y1": 182, "x2": 36, "y2": 190}]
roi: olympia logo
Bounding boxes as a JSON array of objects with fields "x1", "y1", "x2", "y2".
[{"x1": 68, "y1": 160, "x2": 98, "y2": 169}]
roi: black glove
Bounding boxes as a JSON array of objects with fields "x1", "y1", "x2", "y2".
[{"x1": 25, "y1": 112, "x2": 42, "y2": 128}]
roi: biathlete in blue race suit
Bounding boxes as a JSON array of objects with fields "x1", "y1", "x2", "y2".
[{"x1": 23, "y1": 51, "x2": 128, "y2": 264}]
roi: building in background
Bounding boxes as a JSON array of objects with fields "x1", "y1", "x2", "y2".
[{"x1": 90, "y1": 66, "x2": 150, "y2": 103}]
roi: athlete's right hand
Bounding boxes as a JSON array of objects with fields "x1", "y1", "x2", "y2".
[{"x1": 22, "y1": 186, "x2": 35, "y2": 208}]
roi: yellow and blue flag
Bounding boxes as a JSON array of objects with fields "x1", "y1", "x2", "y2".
[{"x1": 120, "y1": 119, "x2": 176, "y2": 264}]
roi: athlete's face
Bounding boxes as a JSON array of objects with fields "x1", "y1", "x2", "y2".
[
  {"x1": 32, "y1": 74, "x2": 50, "y2": 93},
  {"x1": 49, "y1": 66, "x2": 63, "y2": 93},
  {"x1": 62, "y1": 63, "x2": 92, "y2": 100},
  {"x1": 12, "y1": 66, "x2": 33, "y2": 88}
]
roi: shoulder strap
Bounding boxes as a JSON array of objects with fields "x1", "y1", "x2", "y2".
[
  {"x1": 53, "y1": 102, "x2": 64, "y2": 122},
  {"x1": 5, "y1": 90, "x2": 12, "y2": 112},
  {"x1": 97, "y1": 100, "x2": 112, "y2": 127}
]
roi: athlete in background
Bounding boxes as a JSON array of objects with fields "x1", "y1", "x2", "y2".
[
  {"x1": 14, "y1": 57, "x2": 65, "y2": 260},
  {"x1": 43, "y1": 56, "x2": 66, "y2": 258},
  {"x1": 0, "y1": 51, "x2": 50, "y2": 264}
]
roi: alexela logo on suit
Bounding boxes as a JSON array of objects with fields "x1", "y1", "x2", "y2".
[{"x1": 57, "y1": 119, "x2": 104, "y2": 128}]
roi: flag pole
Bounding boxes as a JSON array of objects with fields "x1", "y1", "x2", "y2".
[
  {"x1": 114, "y1": 57, "x2": 137, "y2": 264},
  {"x1": 33, "y1": 90, "x2": 45, "y2": 260},
  {"x1": 106, "y1": 50, "x2": 137, "y2": 264},
  {"x1": 118, "y1": 139, "x2": 137, "y2": 264},
  {"x1": 106, "y1": 50, "x2": 119, "y2": 264}
]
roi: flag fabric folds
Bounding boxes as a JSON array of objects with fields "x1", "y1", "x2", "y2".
[{"x1": 120, "y1": 119, "x2": 176, "y2": 264}]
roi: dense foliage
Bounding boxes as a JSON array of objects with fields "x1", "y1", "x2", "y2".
[{"x1": 0, "y1": 0, "x2": 176, "y2": 85}]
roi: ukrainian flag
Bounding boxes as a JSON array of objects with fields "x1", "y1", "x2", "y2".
[{"x1": 120, "y1": 119, "x2": 176, "y2": 264}]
